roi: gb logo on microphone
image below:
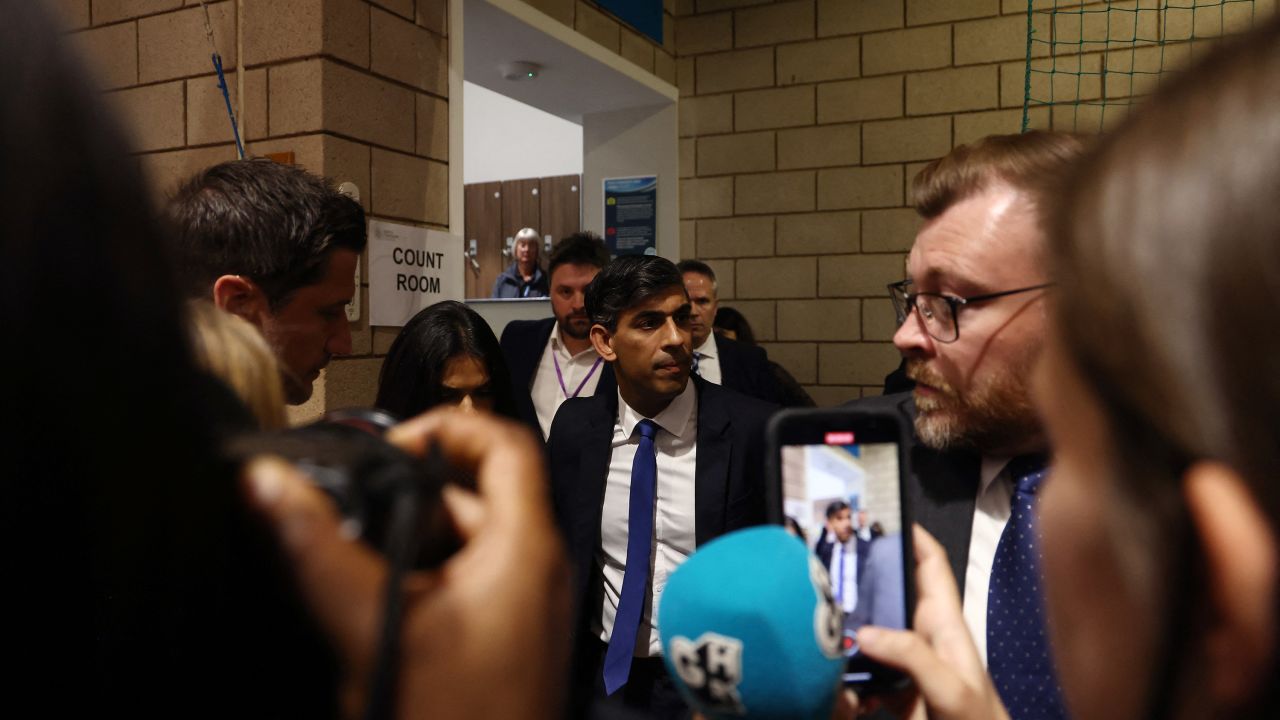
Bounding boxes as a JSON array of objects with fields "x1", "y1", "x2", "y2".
[{"x1": 669, "y1": 632, "x2": 745, "y2": 714}]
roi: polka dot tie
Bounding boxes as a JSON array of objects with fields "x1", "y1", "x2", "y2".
[{"x1": 987, "y1": 456, "x2": 1069, "y2": 720}]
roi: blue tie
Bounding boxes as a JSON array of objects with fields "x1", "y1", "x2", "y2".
[
  {"x1": 602, "y1": 419, "x2": 659, "y2": 695},
  {"x1": 691, "y1": 352, "x2": 701, "y2": 377},
  {"x1": 987, "y1": 456, "x2": 1069, "y2": 720}
]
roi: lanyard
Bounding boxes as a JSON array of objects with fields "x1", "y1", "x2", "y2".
[{"x1": 553, "y1": 353, "x2": 603, "y2": 399}]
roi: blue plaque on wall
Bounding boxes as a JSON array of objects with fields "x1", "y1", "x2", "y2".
[
  {"x1": 604, "y1": 176, "x2": 658, "y2": 257},
  {"x1": 597, "y1": 0, "x2": 663, "y2": 45}
]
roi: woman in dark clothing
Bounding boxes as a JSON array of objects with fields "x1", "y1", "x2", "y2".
[
  {"x1": 491, "y1": 227, "x2": 549, "y2": 298},
  {"x1": 714, "y1": 306, "x2": 816, "y2": 407},
  {"x1": 376, "y1": 300, "x2": 518, "y2": 419}
]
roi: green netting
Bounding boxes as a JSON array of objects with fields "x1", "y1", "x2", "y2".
[{"x1": 1021, "y1": 0, "x2": 1265, "y2": 132}]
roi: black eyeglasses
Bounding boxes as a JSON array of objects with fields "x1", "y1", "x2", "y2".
[{"x1": 887, "y1": 279, "x2": 1054, "y2": 343}]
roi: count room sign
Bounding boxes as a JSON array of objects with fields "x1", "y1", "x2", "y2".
[{"x1": 368, "y1": 219, "x2": 463, "y2": 327}]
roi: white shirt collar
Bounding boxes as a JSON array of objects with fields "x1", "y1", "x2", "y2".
[
  {"x1": 617, "y1": 381, "x2": 697, "y2": 441},
  {"x1": 551, "y1": 324, "x2": 599, "y2": 362},
  {"x1": 693, "y1": 332, "x2": 718, "y2": 360},
  {"x1": 979, "y1": 455, "x2": 1013, "y2": 494}
]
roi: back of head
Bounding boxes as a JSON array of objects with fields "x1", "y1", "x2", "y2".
[
  {"x1": 585, "y1": 255, "x2": 685, "y2": 331},
  {"x1": 187, "y1": 300, "x2": 288, "y2": 430},
  {"x1": 913, "y1": 131, "x2": 1087, "y2": 224},
  {"x1": 713, "y1": 307, "x2": 756, "y2": 346},
  {"x1": 1051, "y1": 15, "x2": 1280, "y2": 716},
  {"x1": 548, "y1": 231, "x2": 611, "y2": 277},
  {"x1": 375, "y1": 300, "x2": 517, "y2": 419},
  {"x1": 0, "y1": 4, "x2": 336, "y2": 713},
  {"x1": 165, "y1": 158, "x2": 366, "y2": 309}
]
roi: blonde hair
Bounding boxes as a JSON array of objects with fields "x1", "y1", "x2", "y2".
[{"x1": 186, "y1": 300, "x2": 288, "y2": 429}]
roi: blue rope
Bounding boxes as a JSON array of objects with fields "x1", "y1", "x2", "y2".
[{"x1": 212, "y1": 52, "x2": 245, "y2": 159}]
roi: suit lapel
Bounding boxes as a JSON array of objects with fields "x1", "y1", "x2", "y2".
[
  {"x1": 573, "y1": 390, "x2": 616, "y2": 550},
  {"x1": 693, "y1": 379, "x2": 730, "y2": 546}
]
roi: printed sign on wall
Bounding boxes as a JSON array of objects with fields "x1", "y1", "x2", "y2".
[
  {"x1": 368, "y1": 220, "x2": 463, "y2": 327},
  {"x1": 603, "y1": 175, "x2": 658, "y2": 257}
]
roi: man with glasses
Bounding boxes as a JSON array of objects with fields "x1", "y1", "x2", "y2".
[{"x1": 857, "y1": 132, "x2": 1087, "y2": 720}]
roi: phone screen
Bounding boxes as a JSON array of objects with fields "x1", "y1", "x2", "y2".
[{"x1": 780, "y1": 434, "x2": 907, "y2": 685}]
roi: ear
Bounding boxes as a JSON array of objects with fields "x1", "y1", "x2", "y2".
[
  {"x1": 1184, "y1": 461, "x2": 1279, "y2": 708},
  {"x1": 212, "y1": 274, "x2": 269, "y2": 326},
  {"x1": 590, "y1": 324, "x2": 616, "y2": 362}
]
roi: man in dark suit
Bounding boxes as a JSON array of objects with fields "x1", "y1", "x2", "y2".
[
  {"x1": 813, "y1": 501, "x2": 871, "y2": 614},
  {"x1": 500, "y1": 232, "x2": 612, "y2": 440},
  {"x1": 677, "y1": 260, "x2": 787, "y2": 406},
  {"x1": 547, "y1": 256, "x2": 776, "y2": 719},
  {"x1": 850, "y1": 132, "x2": 1087, "y2": 720}
]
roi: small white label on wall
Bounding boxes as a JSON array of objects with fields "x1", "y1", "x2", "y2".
[{"x1": 368, "y1": 220, "x2": 463, "y2": 327}]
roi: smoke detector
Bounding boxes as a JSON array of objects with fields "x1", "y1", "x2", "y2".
[{"x1": 500, "y1": 61, "x2": 541, "y2": 81}]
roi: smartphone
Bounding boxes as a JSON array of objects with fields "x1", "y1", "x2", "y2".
[{"x1": 765, "y1": 407, "x2": 915, "y2": 693}]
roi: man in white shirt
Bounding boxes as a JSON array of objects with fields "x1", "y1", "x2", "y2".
[
  {"x1": 853, "y1": 132, "x2": 1087, "y2": 720},
  {"x1": 676, "y1": 259, "x2": 782, "y2": 405},
  {"x1": 547, "y1": 256, "x2": 776, "y2": 719},
  {"x1": 500, "y1": 232, "x2": 612, "y2": 440}
]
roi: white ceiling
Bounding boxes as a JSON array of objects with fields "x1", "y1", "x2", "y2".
[{"x1": 463, "y1": 0, "x2": 675, "y2": 123}]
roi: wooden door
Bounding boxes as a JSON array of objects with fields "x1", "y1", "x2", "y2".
[
  {"x1": 538, "y1": 174, "x2": 582, "y2": 255},
  {"x1": 500, "y1": 178, "x2": 542, "y2": 275},
  {"x1": 464, "y1": 181, "x2": 504, "y2": 298}
]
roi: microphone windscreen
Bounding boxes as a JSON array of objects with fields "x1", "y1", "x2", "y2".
[{"x1": 659, "y1": 526, "x2": 845, "y2": 719}]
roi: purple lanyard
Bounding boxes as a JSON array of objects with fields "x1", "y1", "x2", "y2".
[{"x1": 553, "y1": 353, "x2": 603, "y2": 399}]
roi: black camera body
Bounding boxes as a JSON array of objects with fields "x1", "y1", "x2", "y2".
[{"x1": 234, "y1": 408, "x2": 459, "y2": 568}]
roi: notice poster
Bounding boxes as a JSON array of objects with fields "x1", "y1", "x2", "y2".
[
  {"x1": 368, "y1": 220, "x2": 463, "y2": 327},
  {"x1": 604, "y1": 176, "x2": 658, "y2": 257}
]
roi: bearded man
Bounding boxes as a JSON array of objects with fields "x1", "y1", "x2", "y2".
[{"x1": 853, "y1": 132, "x2": 1086, "y2": 720}]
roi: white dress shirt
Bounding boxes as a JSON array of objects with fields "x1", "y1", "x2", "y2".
[
  {"x1": 691, "y1": 333, "x2": 723, "y2": 384},
  {"x1": 532, "y1": 326, "x2": 605, "y2": 438},
  {"x1": 595, "y1": 383, "x2": 698, "y2": 657},
  {"x1": 828, "y1": 537, "x2": 859, "y2": 614},
  {"x1": 962, "y1": 455, "x2": 1014, "y2": 667}
]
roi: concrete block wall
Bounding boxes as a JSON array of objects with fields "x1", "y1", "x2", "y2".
[
  {"x1": 675, "y1": 0, "x2": 1274, "y2": 404},
  {"x1": 60, "y1": 0, "x2": 451, "y2": 424},
  {"x1": 515, "y1": 0, "x2": 679, "y2": 84}
]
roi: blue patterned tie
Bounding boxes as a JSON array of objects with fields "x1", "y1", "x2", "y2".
[
  {"x1": 691, "y1": 352, "x2": 701, "y2": 377},
  {"x1": 987, "y1": 456, "x2": 1069, "y2": 720},
  {"x1": 602, "y1": 419, "x2": 659, "y2": 695}
]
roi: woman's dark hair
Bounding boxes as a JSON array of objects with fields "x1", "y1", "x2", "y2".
[
  {"x1": 0, "y1": 3, "x2": 335, "y2": 713},
  {"x1": 713, "y1": 306, "x2": 757, "y2": 346},
  {"x1": 376, "y1": 301, "x2": 517, "y2": 419},
  {"x1": 1050, "y1": 15, "x2": 1280, "y2": 718},
  {"x1": 584, "y1": 255, "x2": 686, "y2": 331}
]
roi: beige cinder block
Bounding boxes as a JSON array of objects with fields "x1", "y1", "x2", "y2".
[
  {"x1": 679, "y1": 94, "x2": 733, "y2": 137},
  {"x1": 698, "y1": 216, "x2": 775, "y2": 257},
  {"x1": 863, "y1": 25, "x2": 950, "y2": 75},
  {"x1": 906, "y1": 0, "x2": 998, "y2": 26},
  {"x1": 720, "y1": 299, "x2": 777, "y2": 341},
  {"x1": 760, "y1": 342, "x2": 818, "y2": 383},
  {"x1": 735, "y1": 86, "x2": 815, "y2": 131},
  {"x1": 697, "y1": 131, "x2": 776, "y2": 175},
  {"x1": 735, "y1": 170, "x2": 816, "y2": 214},
  {"x1": 777, "y1": 211, "x2": 860, "y2": 255},
  {"x1": 576, "y1": 1, "x2": 621, "y2": 52},
  {"x1": 906, "y1": 65, "x2": 999, "y2": 114},
  {"x1": 862, "y1": 208, "x2": 920, "y2": 252},
  {"x1": 417, "y1": 94, "x2": 449, "y2": 161},
  {"x1": 735, "y1": 0, "x2": 815, "y2": 48},
  {"x1": 778, "y1": 299, "x2": 861, "y2": 341},
  {"x1": 73, "y1": 20, "x2": 138, "y2": 89},
  {"x1": 817, "y1": 76, "x2": 903, "y2": 123},
  {"x1": 818, "y1": 0, "x2": 904, "y2": 37},
  {"x1": 93, "y1": 0, "x2": 182, "y2": 25},
  {"x1": 737, "y1": 256, "x2": 816, "y2": 298},
  {"x1": 138, "y1": 2, "x2": 236, "y2": 83},
  {"x1": 677, "y1": 11, "x2": 733, "y2": 55},
  {"x1": 371, "y1": 149, "x2": 449, "y2": 225},
  {"x1": 817, "y1": 165, "x2": 903, "y2": 210},
  {"x1": 819, "y1": 341, "x2": 901, "y2": 384},
  {"x1": 818, "y1": 253, "x2": 907, "y2": 297},
  {"x1": 778, "y1": 37, "x2": 860, "y2": 85},
  {"x1": 697, "y1": 47, "x2": 774, "y2": 93},
  {"x1": 111, "y1": 80, "x2": 185, "y2": 152},
  {"x1": 681, "y1": 176, "x2": 735, "y2": 218},
  {"x1": 372, "y1": 8, "x2": 447, "y2": 94},
  {"x1": 862, "y1": 115, "x2": 951, "y2": 163},
  {"x1": 243, "y1": 0, "x2": 370, "y2": 67},
  {"x1": 778, "y1": 124, "x2": 860, "y2": 169}
]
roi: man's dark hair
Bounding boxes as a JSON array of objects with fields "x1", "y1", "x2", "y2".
[
  {"x1": 825, "y1": 500, "x2": 851, "y2": 519},
  {"x1": 548, "y1": 231, "x2": 611, "y2": 277},
  {"x1": 676, "y1": 259, "x2": 716, "y2": 283},
  {"x1": 585, "y1": 255, "x2": 686, "y2": 332},
  {"x1": 165, "y1": 159, "x2": 367, "y2": 310}
]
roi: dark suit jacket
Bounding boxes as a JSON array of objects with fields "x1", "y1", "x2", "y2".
[
  {"x1": 500, "y1": 317, "x2": 617, "y2": 440},
  {"x1": 846, "y1": 391, "x2": 981, "y2": 596},
  {"x1": 814, "y1": 533, "x2": 872, "y2": 588},
  {"x1": 546, "y1": 376, "x2": 778, "y2": 642},
  {"x1": 714, "y1": 335, "x2": 789, "y2": 406}
]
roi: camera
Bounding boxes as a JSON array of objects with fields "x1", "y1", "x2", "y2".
[{"x1": 233, "y1": 408, "x2": 460, "y2": 568}]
